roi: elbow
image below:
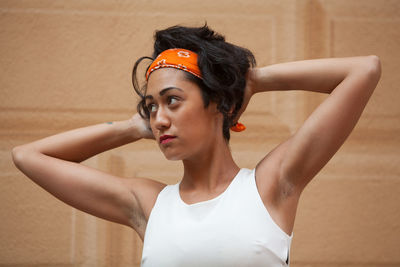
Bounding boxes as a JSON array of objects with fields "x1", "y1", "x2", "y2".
[
  {"x1": 365, "y1": 55, "x2": 382, "y2": 83},
  {"x1": 351, "y1": 55, "x2": 381, "y2": 92},
  {"x1": 12, "y1": 145, "x2": 33, "y2": 170},
  {"x1": 12, "y1": 146, "x2": 25, "y2": 169}
]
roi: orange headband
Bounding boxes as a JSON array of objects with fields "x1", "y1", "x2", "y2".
[
  {"x1": 146, "y1": 48, "x2": 202, "y2": 80},
  {"x1": 145, "y1": 48, "x2": 246, "y2": 132}
]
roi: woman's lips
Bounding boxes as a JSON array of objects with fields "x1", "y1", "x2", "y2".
[{"x1": 159, "y1": 135, "x2": 176, "y2": 144}]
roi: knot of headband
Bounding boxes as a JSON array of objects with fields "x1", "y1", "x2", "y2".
[{"x1": 146, "y1": 48, "x2": 246, "y2": 132}]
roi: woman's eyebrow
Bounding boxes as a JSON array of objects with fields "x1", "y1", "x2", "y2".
[
  {"x1": 159, "y1": 87, "x2": 183, "y2": 96},
  {"x1": 145, "y1": 87, "x2": 183, "y2": 100}
]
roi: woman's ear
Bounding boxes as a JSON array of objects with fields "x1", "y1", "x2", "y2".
[
  {"x1": 228, "y1": 106, "x2": 235, "y2": 116},
  {"x1": 227, "y1": 105, "x2": 236, "y2": 123},
  {"x1": 207, "y1": 101, "x2": 220, "y2": 115}
]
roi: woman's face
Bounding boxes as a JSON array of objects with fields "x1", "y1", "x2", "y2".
[{"x1": 146, "y1": 68, "x2": 223, "y2": 161}]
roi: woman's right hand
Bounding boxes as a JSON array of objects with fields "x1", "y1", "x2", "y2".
[{"x1": 130, "y1": 113, "x2": 155, "y2": 140}]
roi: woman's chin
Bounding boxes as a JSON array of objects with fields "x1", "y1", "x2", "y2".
[
  {"x1": 164, "y1": 155, "x2": 181, "y2": 161},
  {"x1": 161, "y1": 150, "x2": 183, "y2": 161}
]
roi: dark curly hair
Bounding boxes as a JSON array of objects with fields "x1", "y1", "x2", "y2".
[{"x1": 132, "y1": 23, "x2": 256, "y2": 141}]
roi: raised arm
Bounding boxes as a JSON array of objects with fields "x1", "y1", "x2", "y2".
[
  {"x1": 12, "y1": 114, "x2": 164, "y2": 236},
  {"x1": 246, "y1": 55, "x2": 381, "y2": 196}
]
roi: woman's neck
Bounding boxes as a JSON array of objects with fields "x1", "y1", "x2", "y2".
[{"x1": 180, "y1": 139, "x2": 239, "y2": 194}]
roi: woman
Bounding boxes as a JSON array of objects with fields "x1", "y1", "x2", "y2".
[{"x1": 12, "y1": 24, "x2": 381, "y2": 266}]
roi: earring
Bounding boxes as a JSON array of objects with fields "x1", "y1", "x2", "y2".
[{"x1": 230, "y1": 122, "x2": 246, "y2": 132}]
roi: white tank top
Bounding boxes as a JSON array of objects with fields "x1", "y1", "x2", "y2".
[{"x1": 141, "y1": 168, "x2": 293, "y2": 267}]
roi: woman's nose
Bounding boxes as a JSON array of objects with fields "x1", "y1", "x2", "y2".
[{"x1": 154, "y1": 106, "x2": 171, "y2": 130}]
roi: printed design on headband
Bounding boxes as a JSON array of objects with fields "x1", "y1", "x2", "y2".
[
  {"x1": 157, "y1": 59, "x2": 166, "y2": 65},
  {"x1": 177, "y1": 64, "x2": 187, "y2": 69},
  {"x1": 177, "y1": 51, "x2": 190, "y2": 58},
  {"x1": 146, "y1": 48, "x2": 202, "y2": 80}
]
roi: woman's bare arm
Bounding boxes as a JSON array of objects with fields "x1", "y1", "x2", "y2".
[
  {"x1": 12, "y1": 114, "x2": 163, "y2": 231},
  {"x1": 245, "y1": 56, "x2": 381, "y2": 195},
  {"x1": 13, "y1": 114, "x2": 152, "y2": 163}
]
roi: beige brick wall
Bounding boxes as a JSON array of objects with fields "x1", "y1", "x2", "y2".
[{"x1": 1, "y1": 0, "x2": 399, "y2": 266}]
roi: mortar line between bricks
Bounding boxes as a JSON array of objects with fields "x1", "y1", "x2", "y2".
[{"x1": 0, "y1": 7, "x2": 275, "y2": 19}]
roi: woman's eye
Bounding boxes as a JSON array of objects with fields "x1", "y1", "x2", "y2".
[
  {"x1": 168, "y1": 96, "x2": 179, "y2": 105},
  {"x1": 147, "y1": 104, "x2": 157, "y2": 113}
]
